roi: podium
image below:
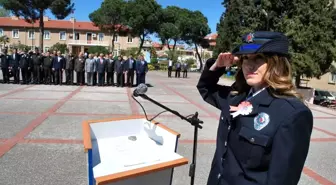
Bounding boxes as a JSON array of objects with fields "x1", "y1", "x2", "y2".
[{"x1": 82, "y1": 115, "x2": 189, "y2": 185}]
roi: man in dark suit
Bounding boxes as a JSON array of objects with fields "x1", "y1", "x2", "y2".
[
  {"x1": 125, "y1": 55, "x2": 136, "y2": 87},
  {"x1": 136, "y1": 55, "x2": 148, "y2": 85},
  {"x1": 106, "y1": 54, "x2": 115, "y2": 86},
  {"x1": 52, "y1": 51, "x2": 65, "y2": 85},
  {"x1": 96, "y1": 53, "x2": 107, "y2": 86},
  {"x1": 65, "y1": 52, "x2": 75, "y2": 85},
  {"x1": 43, "y1": 51, "x2": 53, "y2": 84},
  {"x1": 9, "y1": 48, "x2": 21, "y2": 84},
  {"x1": 175, "y1": 61, "x2": 181, "y2": 78},
  {"x1": 19, "y1": 50, "x2": 30, "y2": 84},
  {"x1": 114, "y1": 56, "x2": 125, "y2": 87},
  {"x1": 0, "y1": 48, "x2": 10, "y2": 84}
]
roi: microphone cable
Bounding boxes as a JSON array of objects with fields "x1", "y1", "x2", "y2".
[{"x1": 132, "y1": 95, "x2": 196, "y2": 121}]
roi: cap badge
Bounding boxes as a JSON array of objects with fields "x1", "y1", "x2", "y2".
[{"x1": 246, "y1": 33, "x2": 254, "y2": 43}]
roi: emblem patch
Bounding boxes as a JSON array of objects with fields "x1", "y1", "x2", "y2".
[
  {"x1": 246, "y1": 33, "x2": 254, "y2": 43},
  {"x1": 254, "y1": 112, "x2": 270, "y2": 131}
]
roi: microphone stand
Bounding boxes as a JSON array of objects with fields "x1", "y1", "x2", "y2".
[{"x1": 136, "y1": 94, "x2": 203, "y2": 185}]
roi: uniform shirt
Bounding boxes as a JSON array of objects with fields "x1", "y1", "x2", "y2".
[{"x1": 197, "y1": 58, "x2": 313, "y2": 185}]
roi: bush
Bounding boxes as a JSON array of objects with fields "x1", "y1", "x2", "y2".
[{"x1": 148, "y1": 64, "x2": 155, "y2": 71}]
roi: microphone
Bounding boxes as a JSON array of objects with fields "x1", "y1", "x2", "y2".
[
  {"x1": 133, "y1": 83, "x2": 148, "y2": 97},
  {"x1": 131, "y1": 83, "x2": 203, "y2": 185}
]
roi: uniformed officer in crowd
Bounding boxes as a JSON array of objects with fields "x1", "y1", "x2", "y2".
[
  {"x1": 106, "y1": 53, "x2": 115, "y2": 86},
  {"x1": 65, "y1": 52, "x2": 75, "y2": 85},
  {"x1": 0, "y1": 48, "x2": 10, "y2": 84},
  {"x1": 42, "y1": 51, "x2": 53, "y2": 85},
  {"x1": 197, "y1": 31, "x2": 313, "y2": 185},
  {"x1": 31, "y1": 47, "x2": 43, "y2": 84},
  {"x1": 19, "y1": 50, "x2": 30, "y2": 84}
]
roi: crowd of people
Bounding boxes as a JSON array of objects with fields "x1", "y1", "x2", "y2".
[{"x1": 0, "y1": 47, "x2": 148, "y2": 87}]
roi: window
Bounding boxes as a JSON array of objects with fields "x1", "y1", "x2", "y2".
[
  {"x1": 0, "y1": 29, "x2": 3, "y2": 36},
  {"x1": 59, "y1": 31, "x2": 66, "y2": 40},
  {"x1": 113, "y1": 34, "x2": 118, "y2": 42},
  {"x1": 28, "y1": 30, "x2": 35, "y2": 39},
  {"x1": 75, "y1": 32, "x2": 80, "y2": 40},
  {"x1": 127, "y1": 35, "x2": 133, "y2": 43},
  {"x1": 44, "y1": 47, "x2": 50, "y2": 53},
  {"x1": 12, "y1": 29, "x2": 19, "y2": 38},
  {"x1": 44, "y1": 31, "x2": 50, "y2": 39},
  {"x1": 330, "y1": 73, "x2": 336, "y2": 83},
  {"x1": 98, "y1": 33, "x2": 104, "y2": 41}
]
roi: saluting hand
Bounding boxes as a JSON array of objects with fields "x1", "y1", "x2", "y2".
[{"x1": 211, "y1": 52, "x2": 239, "y2": 70}]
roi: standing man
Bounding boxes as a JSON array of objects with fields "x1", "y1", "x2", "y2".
[
  {"x1": 31, "y1": 47, "x2": 42, "y2": 84},
  {"x1": 42, "y1": 51, "x2": 53, "y2": 84},
  {"x1": 9, "y1": 48, "x2": 21, "y2": 84},
  {"x1": 0, "y1": 48, "x2": 9, "y2": 84},
  {"x1": 106, "y1": 53, "x2": 115, "y2": 86},
  {"x1": 167, "y1": 59, "x2": 173, "y2": 78},
  {"x1": 114, "y1": 56, "x2": 124, "y2": 87},
  {"x1": 136, "y1": 55, "x2": 148, "y2": 85},
  {"x1": 65, "y1": 52, "x2": 75, "y2": 85},
  {"x1": 52, "y1": 51, "x2": 65, "y2": 85},
  {"x1": 75, "y1": 52, "x2": 85, "y2": 86},
  {"x1": 85, "y1": 54, "x2": 95, "y2": 86},
  {"x1": 175, "y1": 61, "x2": 181, "y2": 78},
  {"x1": 19, "y1": 50, "x2": 30, "y2": 84},
  {"x1": 96, "y1": 53, "x2": 107, "y2": 86},
  {"x1": 125, "y1": 55, "x2": 136, "y2": 87},
  {"x1": 182, "y1": 62, "x2": 188, "y2": 78}
]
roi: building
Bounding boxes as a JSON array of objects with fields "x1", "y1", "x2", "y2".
[
  {"x1": 303, "y1": 62, "x2": 336, "y2": 92},
  {"x1": 0, "y1": 16, "x2": 140, "y2": 55}
]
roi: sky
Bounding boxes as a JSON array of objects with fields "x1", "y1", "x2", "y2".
[{"x1": 45, "y1": 0, "x2": 224, "y2": 42}]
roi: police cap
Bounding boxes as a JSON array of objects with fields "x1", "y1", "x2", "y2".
[{"x1": 232, "y1": 31, "x2": 289, "y2": 56}]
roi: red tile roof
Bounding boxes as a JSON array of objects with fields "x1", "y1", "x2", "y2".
[
  {"x1": 0, "y1": 17, "x2": 129, "y2": 32},
  {"x1": 205, "y1": 33, "x2": 218, "y2": 40}
]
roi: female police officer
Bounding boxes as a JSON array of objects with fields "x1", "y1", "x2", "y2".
[{"x1": 197, "y1": 31, "x2": 313, "y2": 185}]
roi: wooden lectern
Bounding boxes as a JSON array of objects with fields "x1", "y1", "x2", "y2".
[{"x1": 82, "y1": 115, "x2": 188, "y2": 185}]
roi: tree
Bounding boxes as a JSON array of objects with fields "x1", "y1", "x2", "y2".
[
  {"x1": 261, "y1": 0, "x2": 336, "y2": 86},
  {"x1": 50, "y1": 42, "x2": 68, "y2": 53},
  {"x1": 157, "y1": 6, "x2": 187, "y2": 51},
  {"x1": 87, "y1": 46, "x2": 109, "y2": 55},
  {"x1": 124, "y1": 0, "x2": 162, "y2": 54},
  {"x1": 1, "y1": 0, "x2": 74, "y2": 52},
  {"x1": 0, "y1": 6, "x2": 10, "y2": 17},
  {"x1": 214, "y1": 0, "x2": 261, "y2": 57},
  {"x1": 181, "y1": 10, "x2": 211, "y2": 71},
  {"x1": 89, "y1": 0, "x2": 126, "y2": 54}
]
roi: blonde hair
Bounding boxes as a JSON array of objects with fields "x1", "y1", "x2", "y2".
[{"x1": 232, "y1": 54, "x2": 304, "y2": 101}]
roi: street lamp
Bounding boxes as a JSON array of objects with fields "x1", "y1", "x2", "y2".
[{"x1": 261, "y1": 9, "x2": 269, "y2": 31}]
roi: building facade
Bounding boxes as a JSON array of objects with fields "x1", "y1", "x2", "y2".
[{"x1": 0, "y1": 16, "x2": 140, "y2": 55}]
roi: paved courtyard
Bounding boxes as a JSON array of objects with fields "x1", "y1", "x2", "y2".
[{"x1": 0, "y1": 71, "x2": 335, "y2": 185}]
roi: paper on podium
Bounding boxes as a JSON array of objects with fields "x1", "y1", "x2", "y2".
[{"x1": 83, "y1": 116, "x2": 188, "y2": 184}]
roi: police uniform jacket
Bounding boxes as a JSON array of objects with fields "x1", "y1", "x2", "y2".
[
  {"x1": 31, "y1": 53, "x2": 42, "y2": 66},
  {"x1": 196, "y1": 58, "x2": 313, "y2": 185},
  {"x1": 43, "y1": 56, "x2": 53, "y2": 68},
  {"x1": 19, "y1": 54, "x2": 30, "y2": 69},
  {"x1": 0, "y1": 54, "x2": 9, "y2": 69},
  {"x1": 75, "y1": 57, "x2": 85, "y2": 72}
]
